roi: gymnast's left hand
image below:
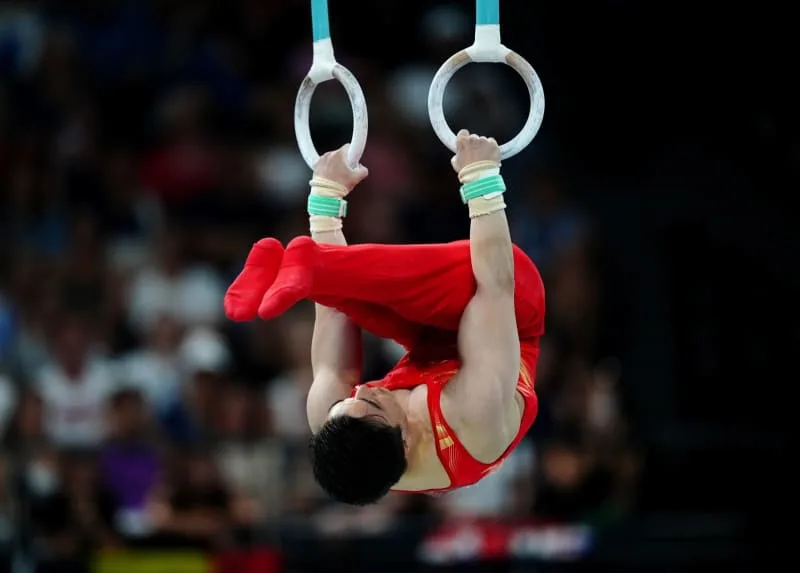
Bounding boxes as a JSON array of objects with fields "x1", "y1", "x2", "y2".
[
  {"x1": 314, "y1": 144, "x2": 368, "y2": 193},
  {"x1": 451, "y1": 129, "x2": 501, "y2": 173}
]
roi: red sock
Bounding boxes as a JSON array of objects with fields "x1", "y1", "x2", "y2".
[{"x1": 224, "y1": 238, "x2": 284, "y2": 321}]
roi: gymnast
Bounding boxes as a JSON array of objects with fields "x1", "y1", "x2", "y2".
[{"x1": 224, "y1": 130, "x2": 545, "y2": 505}]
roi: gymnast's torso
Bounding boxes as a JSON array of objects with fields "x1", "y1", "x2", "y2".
[{"x1": 354, "y1": 339, "x2": 540, "y2": 493}]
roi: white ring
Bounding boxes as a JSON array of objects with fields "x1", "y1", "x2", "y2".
[
  {"x1": 294, "y1": 63, "x2": 368, "y2": 169},
  {"x1": 428, "y1": 50, "x2": 545, "y2": 159}
]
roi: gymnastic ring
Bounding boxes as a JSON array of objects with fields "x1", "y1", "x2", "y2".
[
  {"x1": 294, "y1": 63, "x2": 368, "y2": 170},
  {"x1": 427, "y1": 48, "x2": 545, "y2": 160}
]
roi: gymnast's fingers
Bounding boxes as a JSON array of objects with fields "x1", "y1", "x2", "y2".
[
  {"x1": 340, "y1": 144, "x2": 367, "y2": 176},
  {"x1": 353, "y1": 163, "x2": 369, "y2": 181},
  {"x1": 455, "y1": 131, "x2": 470, "y2": 156},
  {"x1": 224, "y1": 238, "x2": 284, "y2": 321}
]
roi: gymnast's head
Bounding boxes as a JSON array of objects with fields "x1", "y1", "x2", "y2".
[{"x1": 310, "y1": 385, "x2": 409, "y2": 505}]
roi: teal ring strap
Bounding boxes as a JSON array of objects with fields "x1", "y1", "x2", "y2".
[
  {"x1": 308, "y1": 195, "x2": 347, "y2": 217},
  {"x1": 476, "y1": 0, "x2": 500, "y2": 25},
  {"x1": 460, "y1": 175, "x2": 506, "y2": 203},
  {"x1": 311, "y1": 0, "x2": 330, "y2": 41}
]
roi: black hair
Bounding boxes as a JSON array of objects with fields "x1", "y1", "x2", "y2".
[{"x1": 309, "y1": 416, "x2": 407, "y2": 505}]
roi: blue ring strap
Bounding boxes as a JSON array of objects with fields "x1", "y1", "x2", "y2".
[
  {"x1": 311, "y1": 0, "x2": 331, "y2": 41},
  {"x1": 475, "y1": 0, "x2": 500, "y2": 25}
]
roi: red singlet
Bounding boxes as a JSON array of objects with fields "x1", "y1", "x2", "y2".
[{"x1": 354, "y1": 341, "x2": 539, "y2": 493}]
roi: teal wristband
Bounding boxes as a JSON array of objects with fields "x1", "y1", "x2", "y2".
[
  {"x1": 308, "y1": 195, "x2": 347, "y2": 217},
  {"x1": 460, "y1": 175, "x2": 506, "y2": 203}
]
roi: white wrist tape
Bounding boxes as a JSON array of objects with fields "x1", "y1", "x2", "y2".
[
  {"x1": 308, "y1": 176, "x2": 349, "y2": 233},
  {"x1": 467, "y1": 195, "x2": 506, "y2": 218},
  {"x1": 458, "y1": 161, "x2": 506, "y2": 218},
  {"x1": 309, "y1": 215, "x2": 343, "y2": 233},
  {"x1": 458, "y1": 161, "x2": 501, "y2": 184},
  {"x1": 310, "y1": 176, "x2": 348, "y2": 198}
]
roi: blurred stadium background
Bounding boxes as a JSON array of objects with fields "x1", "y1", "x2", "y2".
[{"x1": 0, "y1": 1, "x2": 794, "y2": 572}]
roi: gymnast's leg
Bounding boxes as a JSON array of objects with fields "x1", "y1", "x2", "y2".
[
  {"x1": 225, "y1": 237, "x2": 424, "y2": 348},
  {"x1": 258, "y1": 238, "x2": 475, "y2": 331},
  {"x1": 258, "y1": 237, "x2": 545, "y2": 340}
]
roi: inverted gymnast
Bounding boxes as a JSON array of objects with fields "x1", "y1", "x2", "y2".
[{"x1": 224, "y1": 131, "x2": 545, "y2": 504}]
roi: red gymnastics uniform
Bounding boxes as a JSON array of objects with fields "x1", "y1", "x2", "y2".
[{"x1": 228, "y1": 238, "x2": 545, "y2": 492}]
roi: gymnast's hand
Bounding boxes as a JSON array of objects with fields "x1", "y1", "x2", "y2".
[
  {"x1": 313, "y1": 144, "x2": 368, "y2": 196},
  {"x1": 451, "y1": 129, "x2": 501, "y2": 174}
]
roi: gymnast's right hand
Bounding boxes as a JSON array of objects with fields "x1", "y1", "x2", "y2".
[{"x1": 313, "y1": 144, "x2": 368, "y2": 197}]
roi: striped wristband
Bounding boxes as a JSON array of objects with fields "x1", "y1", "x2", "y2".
[
  {"x1": 459, "y1": 174, "x2": 507, "y2": 203},
  {"x1": 307, "y1": 194, "x2": 347, "y2": 218}
]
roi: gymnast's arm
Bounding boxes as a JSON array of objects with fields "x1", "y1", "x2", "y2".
[
  {"x1": 306, "y1": 147, "x2": 368, "y2": 432},
  {"x1": 306, "y1": 228, "x2": 362, "y2": 432},
  {"x1": 446, "y1": 133, "x2": 521, "y2": 435}
]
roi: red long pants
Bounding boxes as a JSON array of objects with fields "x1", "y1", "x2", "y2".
[{"x1": 250, "y1": 238, "x2": 546, "y2": 349}]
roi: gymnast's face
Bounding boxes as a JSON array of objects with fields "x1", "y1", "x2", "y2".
[{"x1": 328, "y1": 386, "x2": 407, "y2": 432}]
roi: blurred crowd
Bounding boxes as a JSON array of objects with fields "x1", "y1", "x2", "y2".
[{"x1": 0, "y1": 0, "x2": 639, "y2": 564}]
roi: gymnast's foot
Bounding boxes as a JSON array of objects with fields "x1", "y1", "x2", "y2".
[
  {"x1": 224, "y1": 238, "x2": 284, "y2": 321},
  {"x1": 258, "y1": 236, "x2": 319, "y2": 319}
]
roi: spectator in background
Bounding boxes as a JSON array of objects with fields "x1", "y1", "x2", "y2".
[
  {"x1": 0, "y1": 3, "x2": 45, "y2": 78},
  {"x1": 159, "y1": 326, "x2": 231, "y2": 443},
  {"x1": 385, "y1": 4, "x2": 470, "y2": 130},
  {"x1": 547, "y1": 240, "x2": 601, "y2": 358},
  {"x1": 146, "y1": 447, "x2": 255, "y2": 550},
  {"x1": 126, "y1": 228, "x2": 226, "y2": 336},
  {"x1": 312, "y1": 493, "x2": 413, "y2": 540},
  {"x1": 532, "y1": 432, "x2": 614, "y2": 523},
  {"x1": 99, "y1": 388, "x2": 161, "y2": 541},
  {"x1": 281, "y1": 450, "x2": 328, "y2": 517},
  {"x1": 5, "y1": 256, "x2": 59, "y2": 379},
  {"x1": 581, "y1": 363, "x2": 641, "y2": 522},
  {"x1": 214, "y1": 383, "x2": 282, "y2": 525},
  {"x1": 0, "y1": 294, "x2": 15, "y2": 362},
  {"x1": 2, "y1": 389, "x2": 45, "y2": 454},
  {"x1": 140, "y1": 87, "x2": 219, "y2": 206},
  {"x1": 24, "y1": 445, "x2": 73, "y2": 561},
  {"x1": 511, "y1": 169, "x2": 588, "y2": 277},
  {"x1": 35, "y1": 312, "x2": 117, "y2": 449},
  {"x1": 116, "y1": 315, "x2": 184, "y2": 417},
  {"x1": 60, "y1": 450, "x2": 120, "y2": 551},
  {"x1": 262, "y1": 307, "x2": 329, "y2": 517},
  {"x1": 265, "y1": 306, "x2": 315, "y2": 443},
  {"x1": 1, "y1": 133, "x2": 68, "y2": 259},
  {"x1": 0, "y1": 455, "x2": 13, "y2": 558},
  {"x1": 56, "y1": 212, "x2": 109, "y2": 317},
  {"x1": 98, "y1": 145, "x2": 161, "y2": 251},
  {"x1": 25, "y1": 450, "x2": 119, "y2": 568},
  {"x1": 0, "y1": 374, "x2": 17, "y2": 439}
]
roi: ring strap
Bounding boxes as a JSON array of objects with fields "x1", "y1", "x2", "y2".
[
  {"x1": 460, "y1": 174, "x2": 506, "y2": 203},
  {"x1": 308, "y1": 194, "x2": 348, "y2": 217}
]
